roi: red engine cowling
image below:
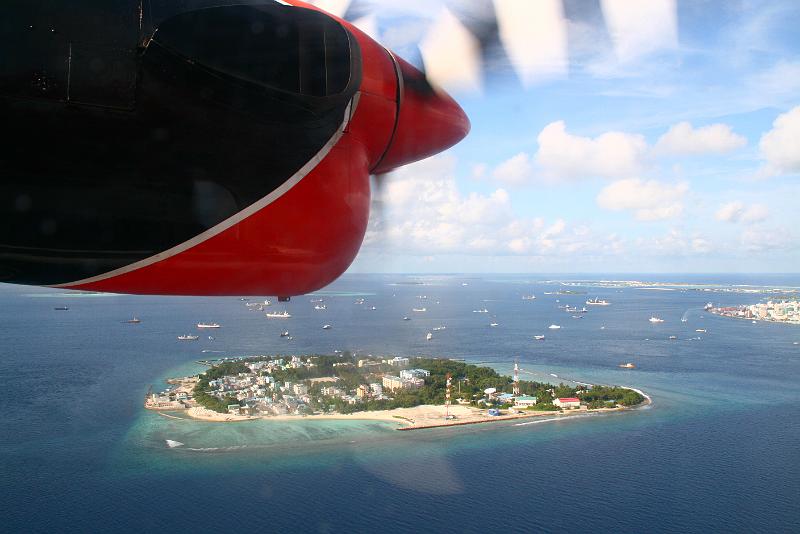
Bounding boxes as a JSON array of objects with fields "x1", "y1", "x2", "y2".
[{"x1": 39, "y1": 1, "x2": 468, "y2": 296}]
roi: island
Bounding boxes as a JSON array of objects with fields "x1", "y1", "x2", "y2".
[
  {"x1": 710, "y1": 300, "x2": 800, "y2": 325},
  {"x1": 146, "y1": 353, "x2": 648, "y2": 429}
]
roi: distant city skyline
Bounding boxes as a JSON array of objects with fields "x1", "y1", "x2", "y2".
[{"x1": 344, "y1": 0, "x2": 799, "y2": 273}]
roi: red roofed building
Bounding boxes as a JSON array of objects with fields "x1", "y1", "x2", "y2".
[{"x1": 553, "y1": 397, "x2": 581, "y2": 409}]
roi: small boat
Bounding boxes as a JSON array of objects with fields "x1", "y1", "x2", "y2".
[
  {"x1": 571, "y1": 315, "x2": 582, "y2": 319},
  {"x1": 550, "y1": 373, "x2": 558, "y2": 378},
  {"x1": 177, "y1": 335, "x2": 199, "y2": 341},
  {"x1": 280, "y1": 331, "x2": 290, "y2": 337},
  {"x1": 322, "y1": 324, "x2": 332, "y2": 330},
  {"x1": 370, "y1": 306, "x2": 377, "y2": 310},
  {"x1": 266, "y1": 311, "x2": 291, "y2": 318},
  {"x1": 263, "y1": 300, "x2": 272, "y2": 306},
  {"x1": 125, "y1": 317, "x2": 141, "y2": 324},
  {"x1": 197, "y1": 322, "x2": 221, "y2": 328},
  {"x1": 695, "y1": 329, "x2": 707, "y2": 333},
  {"x1": 54, "y1": 306, "x2": 69, "y2": 311},
  {"x1": 314, "y1": 305, "x2": 327, "y2": 310},
  {"x1": 586, "y1": 298, "x2": 610, "y2": 306},
  {"x1": 473, "y1": 308, "x2": 489, "y2": 313},
  {"x1": 704, "y1": 302, "x2": 713, "y2": 311},
  {"x1": 649, "y1": 317, "x2": 664, "y2": 323},
  {"x1": 534, "y1": 335, "x2": 545, "y2": 340},
  {"x1": 752, "y1": 320, "x2": 757, "y2": 324},
  {"x1": 417, "y1": 295, "x2": 428, "y2": 299},
  {"x1": 548, "y1": 324, "x2": 561, "y2": 329},
  {"x1": 432, "y1": 325, "x2": 446, "y2": 331},
  {"x1": 489, "y1": 322, "x2": 499, "y2": 327},
  {"x1": 412, "y1": 307, "x2": 426, "y2": 312},
  {"x1": 669, "y1": 335, "x2": 677, "y2": 340},
  {"x1": 207, "y1": 335, "x2": 214, "y2": 340},
  {"x1": 426, "y1": 332, "x2": 433, "y2": 341},
  {"x1": 403, "y1": 316, "x2": 410, "y2": 321},
  {"x1": 310, "y1": 298, "x2": 324, "y2": 303},
  {"x1": 522, "y1": 295, "x2": 536, "y2": 300},
  {"x1": 619, "y1": 362, "x2": 636, "y2": 369},
  {"x1": 165, "y1": 440, "x2": 184, "y2": 448}
]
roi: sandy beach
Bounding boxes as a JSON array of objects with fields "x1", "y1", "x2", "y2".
[{"x1": 179, "y1": 399, "x2": 648, "y2": 429}]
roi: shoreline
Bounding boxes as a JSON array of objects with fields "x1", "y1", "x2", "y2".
[{"x1": 151, "y1": 387, "x2": 652, "y2": 430}]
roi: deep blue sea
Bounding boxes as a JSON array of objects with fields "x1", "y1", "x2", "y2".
[{"x1": 1, "y1": 274, "x2": 799, "y2": 533}]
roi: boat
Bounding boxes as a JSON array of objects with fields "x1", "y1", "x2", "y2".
[
  {"x1": 412, "y1": 307, "x2": 426, "y2": 312},
  {"x1": 208, "y1": 335, "x2": 214, "y2": 340},
  {"x1": 669, "y1": 335, "x2": 677, "y2": 340},
  {"x1": 752, "y1": 320, "x2": 757, "y2": 324},
  {"x1": 426, "y1": 332, "x2": 433, "y2": 341},
  {"x1": 619, "y1": 362, "x2": 636, "y2": 369},
  {"x1": 125, "y1": 317, "x2": 141, "y2": 323},
  {"x1": 522, "y1": 295, "x2": 536, "y2": 300},
  {"x1": 586, "y1": 298, "x2": 610, "y2": 306},
  {"x1": 695, "y1": 329, "x2": 707, "y2": 333},
  {"x1": 370, "y1": 306, "x2": 377, "y2": 310},
  {"x1": 322, "y1": 324, "x2": 332, "y2": 330},
  {"x1": 265, "y1": 311, "x2": 291, "y2": 318},
  {"x1": 310, "y1": 298, "x2": 324, "y2": 303},
  {"x1": 534, "y1": 335, "x2": 545, "y2": 340},
  {"x1": 165, "y1": 440, "x2": 184, "y2": 448},
  {"x1": 177, "y1": 335, "x2": 199, "y2": 341},
  {"x1": 548, "y1": 324, "x2": 561, "y2": 329},
  {"x1": 565, "y1": 306, "x2": 578, "y2": 313},
  {"x1": 473, "y1": 308, "x2": 489, "y2": 313},
  {"x1": 704, "y1": 302, "x2": 713, "y2": 311},
  {"x1": 432, "y1": 326, "x2": 446, "y2": 331},
  {"x1": 571, "y1": 315, "x2": 582, "y2": 319},
  {"x1": 53, "y1": 306, "x2": 69, "y2": 311},
  {"x1": 417, "y1": 295, "x2": 428, "y2": 299},
  {"x1": 354, "y1": 298, "x2": 365, "y2": 305},
  {"x1": 280, "y1": 331, "x2": 290, "y2": 337},
  {"x1": 580, "y1": 307, "x2": 588, "y2": 313},
  {"x1": 314, "y1": 305, "x2": 327, "y2": 310},
  {"x1": 197, "y1": 322, "x2": 221, "y2": 328},
  {"x1": 403, "y1": 316, "x2": 410, "y2": 321},
  {"x1": 550, "y1": 373, "x2": 558, "y2": 378},
  {"x1": 649, "y1": 317, "x2": 664, "y2": 323},
  {"x1": 489, "y1": 322, "x2": 499, "y2": 327},
  {"x1": 263, "y1": 300, "x2": 272, "y2": 306}
]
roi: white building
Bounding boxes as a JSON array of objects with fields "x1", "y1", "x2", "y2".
[
  {"x1": 388, "y1": 357, "x2": 410, "y2": 367},
  {"x1": 553, "y1": 397, "x2": 581, "y2": 409},
  {"x1": 514, "y1": 395, "x2": 537, "y2": 407},
  {"x1": 400, "y1": 368, "x2": 430, "y2": 380},
  {"x1": 292, "y1": 383, "x2": 308, "y2": 395}
]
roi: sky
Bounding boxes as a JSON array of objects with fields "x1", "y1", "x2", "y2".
[{"x1": 320, "y1": 0, "x2": 800, "y2": 273}]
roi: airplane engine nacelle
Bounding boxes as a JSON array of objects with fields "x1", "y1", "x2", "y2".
[{"x1": 0, "y1": 0, "x2": 469, "y2": 296}]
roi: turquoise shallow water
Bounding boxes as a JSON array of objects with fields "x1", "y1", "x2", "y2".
[{"x1": 1, "y1": 274, "x2": 799, "y2": 532}]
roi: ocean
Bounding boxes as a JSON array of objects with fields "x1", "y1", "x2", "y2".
[{"x1": 1, "y1": 274, "x2": 799, "y2": 533}]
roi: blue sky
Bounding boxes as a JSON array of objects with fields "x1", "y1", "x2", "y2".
[{"x1": 317, "y1": 0, "x2": 800, "y2": 273}]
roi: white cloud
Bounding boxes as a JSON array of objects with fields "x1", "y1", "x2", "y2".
[
  {"x1": 740, "y1": 227, "x2": 793, "y2": 252},
  {"x1": 364, "y1": 155, "x2": 616, "y2": 258},
  {"x1": 491, "y1": 152, "x2": 534, "y2": 185},
  {"x1": 634, "y1": 228, "x2": 713, "y2": 256},
  {"x1": 596, "y1": 178, "x2": 688, "y2": 220},
  {"x1": 600, "y1": 0, "x2": 678, "y2": 63},
  {"x1": 535, "y1": 121, "x2": 647, "y2": 181},
  {"x1": 759, "y1": 105, "x2": 800, "y2": 175},
  {"x1": 655, "y1": 122, "x2": 747, "y2": 155},
  {"x1": 715, "y1": 201, "x2": 769, "y2": 224}
]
